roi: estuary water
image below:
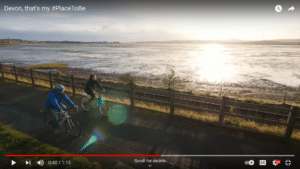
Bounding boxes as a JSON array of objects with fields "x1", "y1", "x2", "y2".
[{"x1": 0, "y1": 43, "x2": 300, "y2": 87}]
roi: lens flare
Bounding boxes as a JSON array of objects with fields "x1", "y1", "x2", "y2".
[
  {"x1": 108, "y1": 105, "x2": 128, "y2": 126},
  {"x1": 78, "y1": 129, "x2": 105, "y2": 154}
]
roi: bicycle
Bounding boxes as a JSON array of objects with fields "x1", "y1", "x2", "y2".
[
  {"x1": 43, "y1": 107, "x2": 81, "y2": 137},
  {"x1": 81, "y1": 90, "x2": 114, "y2": 116}
]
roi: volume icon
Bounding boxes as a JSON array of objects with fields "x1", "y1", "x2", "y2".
[{"x1": 37, "y1": 160, "x2": 44, "y2": 166}]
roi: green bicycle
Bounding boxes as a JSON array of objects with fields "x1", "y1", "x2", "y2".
[{"x1": 80, "y1": 90, "x2": 114, "y2": 116}]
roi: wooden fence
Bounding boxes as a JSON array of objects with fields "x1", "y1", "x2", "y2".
[{"x1": 0, "y1": 63, "x2": 299, "y2": 140}]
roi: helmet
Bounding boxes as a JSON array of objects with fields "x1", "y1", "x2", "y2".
[{"x1": 55, "y1": 84, "x2": 65, "y2": 91}]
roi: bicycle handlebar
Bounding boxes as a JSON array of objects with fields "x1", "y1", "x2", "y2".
[
  {"x1": 61, "y1": 107, "x2": 77, "y2": 117},
  {"x1": 43, "y1": 107, "x2": 77, "y2": 114},
  {"x1": 96, "y1": 89, "x2": 106, "y2": 94},
  {"x1": 62, "y1": 107, "x2": 78, "y2": 113}
]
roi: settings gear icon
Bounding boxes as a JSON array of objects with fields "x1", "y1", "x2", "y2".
[{"x1": 273, "y1": 160, "x2": 281, "y2": 166}]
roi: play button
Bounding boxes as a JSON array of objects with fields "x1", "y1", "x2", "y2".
[{"x1": 11, "y1": 160, "x2": 16, "y2": 166}]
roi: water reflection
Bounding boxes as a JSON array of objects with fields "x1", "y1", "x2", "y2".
[
  {"x1": 2, "y1": 43, "x2": 300, "y2": 87},
  {"x1": 195, "y1": 44, "x2": 233, "y2": 83}
]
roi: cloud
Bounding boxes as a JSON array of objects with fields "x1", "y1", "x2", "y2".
[
  {"x1": 0, "y1": 26, "x2": 26, "y2": 31},
  {"x1": 10, "y1": 27, "x2": 27, "y2": 31},
  {"x1": 41, "y1": 13, "x2": 71, "y2": 18},
  {"x1": 0, "y1": 13, "x2": 188, "y2": 41},
  {"x1": 55, "y1": 24, "x2": 103, "y2": 33}
]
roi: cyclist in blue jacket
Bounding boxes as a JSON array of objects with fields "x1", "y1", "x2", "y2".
[{"x1": 45, "y1": 84, "x2": 78, "y2": 134}]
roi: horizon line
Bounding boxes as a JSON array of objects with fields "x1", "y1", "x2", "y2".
[{"x1": 1, "y1": 38, "x2": 300, "y2": 43}]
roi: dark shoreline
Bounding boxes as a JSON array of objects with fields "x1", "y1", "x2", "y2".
[
  {"x1": 52, "y1": 67, "x2": 300, "y2": 102},
  {"x1": 1, "y1": 62, "x2": 299, "y2": 101},
  {"x1": 55, "y1": 67, "x2": 299, "y2": 89}
]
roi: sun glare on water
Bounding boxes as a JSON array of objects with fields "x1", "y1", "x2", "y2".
[{"x1": 195, "y1": 44, "x2": 232, "y2": 83}]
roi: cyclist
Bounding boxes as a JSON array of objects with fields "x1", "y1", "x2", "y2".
[
  {"x1": 45, "y1": 84, "x2": 78, "y2": 134},
  {"x1": 85, "y1": 74, "x2": 105, "y2": 108}
]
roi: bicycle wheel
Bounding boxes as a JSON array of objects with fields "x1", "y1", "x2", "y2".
[
  {"x1": 65, "y1": 117, "x2": 81, "y2": 137},
  {"x1": 99, "y1": 106, "x2": 107, "y2": 116},
  {"x1": 81, "y1": 95, "x2": 91, "y2": 111},
  {"x1": 44, "y1": 111, "x2": 53, "y2": 130},
  {"x1": 99, "y1": 102, "x2": 113, "y2": 116}
]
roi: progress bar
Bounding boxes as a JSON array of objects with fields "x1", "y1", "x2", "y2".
[
  {"x1": 6, "y1": 155, "x2": 295, "y2": 157},
  {"x1": 6, "y1": 155, "x2": 161, "y2": 157},
  {"x1": 160, "y1": 155, "x2": 295, "y2": 157}
]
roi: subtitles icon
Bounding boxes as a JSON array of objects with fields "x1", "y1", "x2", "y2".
[
  {"x1": 245, "y1": 160, "x2": 255, "y2": 166},
  {"x1": 273, "y1": 159, "x2": 281, "y2": 166},
  {"x1": 259, "y1": 160, "x2": 266, "y2": 166}
]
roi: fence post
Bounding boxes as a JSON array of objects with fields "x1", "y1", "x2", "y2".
[
  {"x1": 130, "y1": 82, "x2": 135, "y2": 113},
  {"x1": 219, "y1": 96, "x2": 227, "y2": 125},
  {"x1": 284, "y1": 106, "x2": 299, "y2": 140},
  {"x1": 13, "y1": 66, "x2": 18, "y2": 82},
  {"x1": 49, "y1": 71, "x2": 53, "y2": 89},
  {"x1": 30, "y1": 68, "x2": 35, "y2": 87},
  {"x1": 219, "y1": 85, "x2": 223, "y2": 97},
  {"x1": 71, "y1": 75, "x2": 76, "y2": 97},
  {"x1": 170, "y1": 90, "x2": 175, "y2": 118},
  {"x1": 283, "y1": 92, "x2": 287, "y2": 104},
  {"x1": 0, "y1": 64, "x2": 4, "y2": 79}
]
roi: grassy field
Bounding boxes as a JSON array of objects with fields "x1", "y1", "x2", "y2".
[
  {"x1": 0, "y1": 42, "x2": 12, "y2": 45},
  {"x1": 0, "y1": 42, "x2": 23, "y2": 45},
  {"x1": 1, "y1": 65, "x2": 300, "y2": 141},
  {"x1": 25, "y1": 63, "x2": 69, "y2": 69},
  {"x1": 0, "y1": 123, "x2": 105, "y2": 169}
]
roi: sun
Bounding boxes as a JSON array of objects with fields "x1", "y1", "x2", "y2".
[{"x1": 194, "y1": 44, "x2": 233, "y2": 83}]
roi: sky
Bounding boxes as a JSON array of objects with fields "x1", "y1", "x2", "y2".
[{"x1": 0, "y1": 0, "x2": 299, "y2": 42}]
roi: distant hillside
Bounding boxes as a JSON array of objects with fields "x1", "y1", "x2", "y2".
[
  {"x1": 137, "y1": 39, "x2": 300, "y2": 45},
  {"x1": 1, "y1": 39, "x2": 299, "y2": 45},
  {"x1": 0, "y1": 39, "x2": 120, "y2": 44},
  {"x1": 0, "y1": 39, "x2": 24, "y2": 42},
  {"x1": 273, "y1": 39, "x2": 300, "y2": 42}
]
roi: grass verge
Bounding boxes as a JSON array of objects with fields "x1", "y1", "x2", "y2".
[
  {"x1": 0, "y1": 42, "x2": 21, "y2": 45},
  {"x1": 0, "y1": 123, "x2": 105, "y2": 169},
  {"x1": 25, "y1": 63, "x2": 69, "y2": 69}
]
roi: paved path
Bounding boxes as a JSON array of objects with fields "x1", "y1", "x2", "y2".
[{"x1": 0, "y1": 79, "x2": 300, "y2": 169}]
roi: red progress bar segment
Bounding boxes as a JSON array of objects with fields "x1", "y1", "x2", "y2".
[{"x1": 6, "y1": 155, "x2": 161, "y2": 157}]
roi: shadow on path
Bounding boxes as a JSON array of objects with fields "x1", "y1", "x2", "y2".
[{"x1": 1, "y1": 80, "x2": 300, "y2": 169}]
